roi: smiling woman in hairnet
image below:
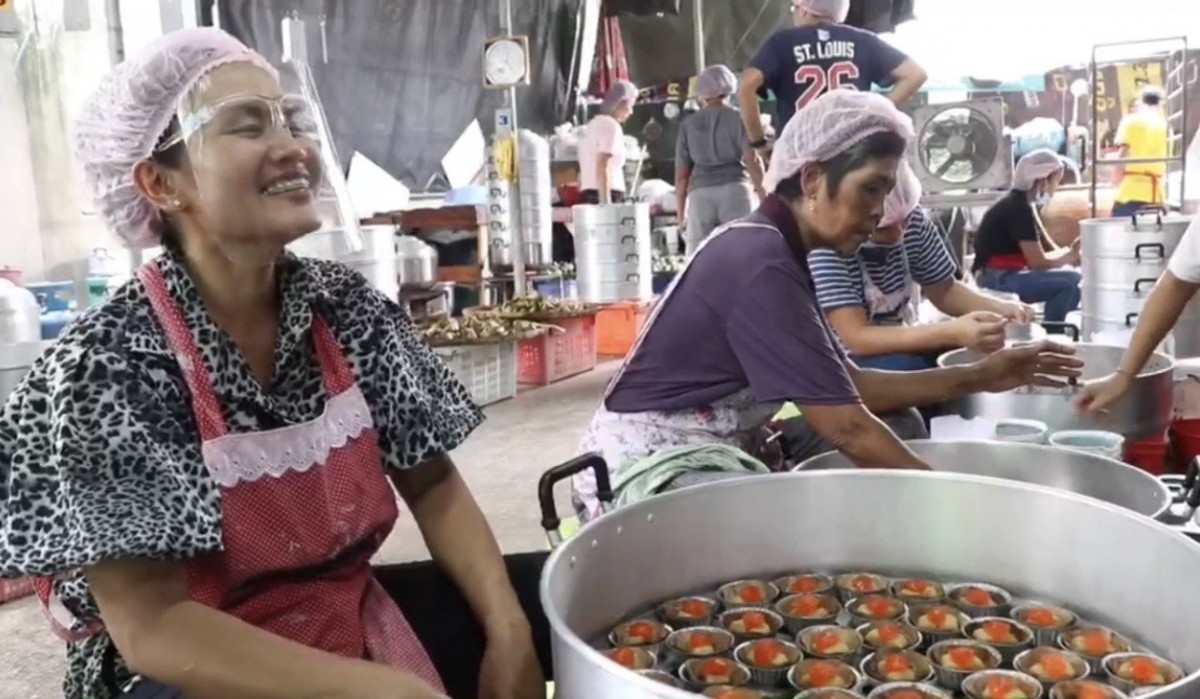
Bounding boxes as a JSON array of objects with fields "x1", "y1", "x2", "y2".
[
  {"x1": 810, "y1": 160, "x2": 1036, "y2": 372},
  {"x1": 571, "y1": 89, "x2": 1081, "y2": 520},
  {"x1": 972, "y1": 148, "x2": 1082, "y2": 323},
  {"x1": 0, "y1": 28, "x2": 541, "y2": 699}
]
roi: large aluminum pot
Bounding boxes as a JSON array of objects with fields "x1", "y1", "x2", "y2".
[
  {"x1": 795, "y1": 440, "x2": 1171, "y2": 521},
  {"x1": 937, "y1": 343, "x2": 1174, "y2": 439},
  {"x1": 541, "y1": 471, "x2": 1200, "y2": 698}
]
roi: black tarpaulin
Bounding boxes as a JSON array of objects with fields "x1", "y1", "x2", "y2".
[
  {"x1": 617, "y1": 0, "x2": 917, "y2": 88},
  {"x1": 216, "y1": 0, "x2": 584, "y2": 190}
]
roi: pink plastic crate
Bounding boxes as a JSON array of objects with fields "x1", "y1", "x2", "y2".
[{"x1": 518, "y1": 315, "x2": 597, "y2": 385}]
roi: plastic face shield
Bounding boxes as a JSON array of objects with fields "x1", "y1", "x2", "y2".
[{"x1": 153, "y1": 60, "x2": 361, "y2": 266}]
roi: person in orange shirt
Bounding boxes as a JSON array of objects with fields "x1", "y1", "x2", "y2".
[{"x1": 1111, "y1": 86, "x2": 1169, "y2": 216}]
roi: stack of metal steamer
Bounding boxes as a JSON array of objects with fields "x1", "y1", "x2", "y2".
[
  {"x1": 1080, "y1": 209, "x2": 1198, "y2": 356},
  {"x1": 572, "y1": 203, "x2": 654, "y2": 304}
]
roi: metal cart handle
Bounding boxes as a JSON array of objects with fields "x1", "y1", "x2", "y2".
[
  {"x1": 1134, "y1": 243, "x2": 1166, "y2": 261},
  {"x1": 1131, "y1": 206, "x2": 1166, "y2": 229},
  {"x1": 1133, "y1": 278, "x2": 1159, "y2": 294},
  {"x1": 1040, "y1": 322, "x2": 1080, "y2": 342},
  {"x1": 538, "y1": 453, "x2": 613, "y2": 546}
]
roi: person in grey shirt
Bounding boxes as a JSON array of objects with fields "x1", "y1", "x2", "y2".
[{"x1": 676, "y1": 65, "x2": 766, "y2": 254}]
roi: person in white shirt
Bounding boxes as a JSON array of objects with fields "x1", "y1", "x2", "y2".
[
  {"x1": 578, "y1": 81, "x2": 638, "y2": 205},
  {"x1": 1076, "y1": 216, "x2": 1200, "y2": 413}
]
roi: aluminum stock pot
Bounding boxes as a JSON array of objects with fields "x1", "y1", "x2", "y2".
[
  {"x1": 938, "y1": 343, "x2": 1174, "y2": 439},
  {"x1": 539, "y1": 467, "x2": 1200, "y2": 698},
  {"x1": 796, "y1": 440, "x2": 1172, "y2": 522}
]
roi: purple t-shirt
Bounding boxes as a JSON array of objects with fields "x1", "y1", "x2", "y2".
[
  {"x1": 606, "y1": 196, "x2": 860, "y2": 413},
  {"x1": 750, "y1": 24, "x2": 908, "y2": 133}
]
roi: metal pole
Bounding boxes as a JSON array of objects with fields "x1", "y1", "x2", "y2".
[
  {"x1": 693, "y1": 0, "x2": 705, "y2": 73},
  {"x1": 501, "y1": 0, "x2": 527, "y2": 296}
]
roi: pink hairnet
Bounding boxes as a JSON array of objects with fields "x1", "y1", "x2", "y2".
[
  {"x1": 1012, "y1": 148, "x2": 1066, "y2": 192},
  {"x1": 72, "y1": 27, "x2": 277, "y2": 248},
  {"x1": 764, "y1": 89, "x2": 915, "y2": 194},
  {"x1": 696, "y1": 65, "x2": 737, "y2": 100},
  {"x1": 881, "y1": 160, "x2": 922, "y2": 227},
  {"x1": 601, "y1": 81, "x2": 639, "y2": 115},
  {"x1": 794, "y1": 0, "x2": 851, "y2": 22}
]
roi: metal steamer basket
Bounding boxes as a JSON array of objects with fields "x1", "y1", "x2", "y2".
[
  {"x1": 538, "y1": 462, "x2": 1200, "y2": 699},
  {"x1": 1079, "y1": 210, "x2": 1198, "y2": 356},
  {"x1": 937, "y1": 344, "x2": 1175, "y2": 440}
]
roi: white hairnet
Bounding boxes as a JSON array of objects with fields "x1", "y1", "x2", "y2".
[
  {"x1": 696, "y1": 65, "x2": 737, "y2": 100},
  {"x1": 601, "y1": 81, "x2": 639, "y2": 115},
  {"x1": 72, "y1": 28, "x2": 276, "y2": 249},
  {"x1": 764, "y1": 89, "x2": 915, "y2": 194},
  {"x1": 1012, "y1": 148, "x2": 1066, "y2": 192},
  {"x1": 794, "y1": 0, "x2": 851, "y2": 22},
  {"x1": 881, "y1": 159, "x2": 922, "y2": 228}
]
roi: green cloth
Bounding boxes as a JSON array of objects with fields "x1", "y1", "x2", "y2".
[{"x1": 613, "y1": 443, "x2": 769, "y2": 508}]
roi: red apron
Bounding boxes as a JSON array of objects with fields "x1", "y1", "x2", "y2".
[{"x1": 36, "y1": 262, "x2": 443, "y2": 692}]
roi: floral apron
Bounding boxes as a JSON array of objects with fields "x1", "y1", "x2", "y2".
[
  {"x1": 36, "y1": 262, "x2": 444, "y2": 694},
  {"x1": 573, "y1": 221, "x2": 780, "y2": 520}
]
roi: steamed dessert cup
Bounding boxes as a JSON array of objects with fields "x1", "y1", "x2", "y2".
[
  {"x1": 858, "y1": 620, "x2": 923, "y2": 653},
  {"x1": 1012, "y1": 603, "x2": 1078, "y2": 647},
  {"x1": 718, "y1": 608, "x2": 784, "y2": 642},
  {"x1": 1103, "y1": 652, "x2": 1184, "y2": 693},
  {"x1": 1057, "y1": 626, "x2": 1132, "y2": 675},
  {"x1": 928, "y1": 639, "x2": 1003, "y2": 691},
  {"x1": 658, "y1": 595, "x2": 718, "y2": 629},
  {"x1": 799, "y1": 624, "x2": 866, "y2": 661},
  {"x1": 680, "y1": 657, "x2": 752, "y2": 689},
  {"x1": 860, "y1": 650, "x2": 934, "y2": 687},
  {"x1": 608, "y1": 618, "x2": 671, "y2": 654},
  {"x1": 961, "y1": 669, "x2": 1044, "y2": 699},
  {"x1": 849, "y1": 594, "x2": 908, "y2": 627},
  {"x1": 664, "y1": 626, "x2": 736, "y2": 670},
  {"x1": 795, "y1": 690, "x2": 865, "y2": 699},
  {"x1": 734, "y1": 638, "x2": 803, "y2": 687},
  {"x1": 947, "y1": 583, "x2": 1012, "y2": 618},
  {"x1": 891, "y1": 578, "x2": 946, "y2": 603},
  {"x1": 835, "y1": 572, "x2": 890, "y2": 603},
  {"x1": 701, "y1": 687, "x2": 766, "y2": 699},
  {"x1": 776, "y1": 592, "x2": 842, "y2": 634},
  {"x1": 964, "y1": 617, "x2": 1035, "y2": 664},
  {"x1": 789, "y1": 658, "x2": 863, "y2": 693},
  {"x1": 775, "y1": 573, "x2": 835, "y2": 597},
  {"x1": 718, "y1": 579, "x2": 779, "y2": 610},
  {"x1": 600, "y1": 646, "x2": 656, "y2": 671},
  {"x1": 1048, "y1": 680, "x2": 1130, "y2": 699},
  {"x1": 867, "y1": 683, "x2": 954, "y2": 699},
  {"x1": 1014, "y1": 646, "x2": 1089, "y2": 690},
  {"x1": 908, "y1": 603, "x2": 970, "y2": 647}
]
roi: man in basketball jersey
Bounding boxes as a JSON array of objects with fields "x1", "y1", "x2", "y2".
[{"x1": 738, "y1": 0, "x2": 926, "y2": 153}]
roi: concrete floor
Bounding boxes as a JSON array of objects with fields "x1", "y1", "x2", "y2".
[{"x1": 0, "y1": 363, "x2": 618, "y2": 699}]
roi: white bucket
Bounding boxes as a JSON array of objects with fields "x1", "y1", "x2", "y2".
[
  {"x1": 994, "y1": 418, "x2": 1049, "y2": 444},
  {"x1": 1048, "y1": 429, "x2": 1125, "y2": 459}
]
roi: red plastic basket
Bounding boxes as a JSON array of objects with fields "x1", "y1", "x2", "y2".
[
  {"x1": 518, "y1": 315, "x2": 598, "y2": 385},
  {"x1": 1125, "y1": 433, "x2": 1170, "y2": 476},
  {"x1": 596, "y1": 302, "x2": 653, "y2": 357}
]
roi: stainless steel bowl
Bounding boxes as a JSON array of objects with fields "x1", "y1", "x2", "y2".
[
  {"x1": 847, "y1": 594, "x2": 908, "y2": 628},
  {"x1": 857, "y1": 620, "x2": 924, "y2": 654},
  {"x1": 961, "y1": 668, "x2": 1044, "y2": 699},
  {"x1": 656, "y1": 596, "x2": 718, "y2": 629},
  {"x1": 1057, "y1": 626, "x2": 1133, "y2": 676},
  {"x1": 600, "y1": 645, "x2": 658, "y2": 671},
  {"x1": 963, "y1": 616, "x2": 1035, "y2": 665},
  {"x1": 867, "y1": 682, "x2": 953, "y2": 699},
  {"x1": 775, "y1": 593, "x2": 843, "y2": 635},
  {"x1": 927, "y1": 639, "x2": 1003, "y2": 691},
  {"x1": 891, "y1": 578, "x2": 947, "y2": 603},
  {"x1": 1011, "y1": 603, "x2": 1079, "y2": 647},
  {"x1": 907, "y1": 603, "x2": 972, "y2": 649},
  {"x1": 1103, "y1": 652, "x2": 1186, "y2": 695},
  {"x1": 797, "y1": 688, "x2": 865, "y2": 699},
  {"x1": 1014, "y1": 646, "x2": 1089, "y2": 693},
  {"x1": 1048, "y1": 679, "x2": 1130, "y2": 699},
  {"x1": 717, "y1": 608, "x2": 785, "y2": 643},
  {"x1": 834, "y1": 572, "x2": 890, "y2": 603},
  {"x1": 717, "y1": 579, "x2": 780, "y2": 610},
  {"x1": 774, "y1": 573, "x2": 835, "y2": 597},
  {"x1": 608, "y1": 618, "x2": 672, "y2": 657},
  {"x1": 678, "y1": 657, "x2": 751, "y2": 690},
  {"x1": 661, "y1": 626, "x2": 735, "y2": 672}
]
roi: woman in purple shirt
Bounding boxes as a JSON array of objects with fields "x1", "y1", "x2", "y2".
[{"x1": 572, "y1": 90, "x2": 1082, "y2": 519}]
